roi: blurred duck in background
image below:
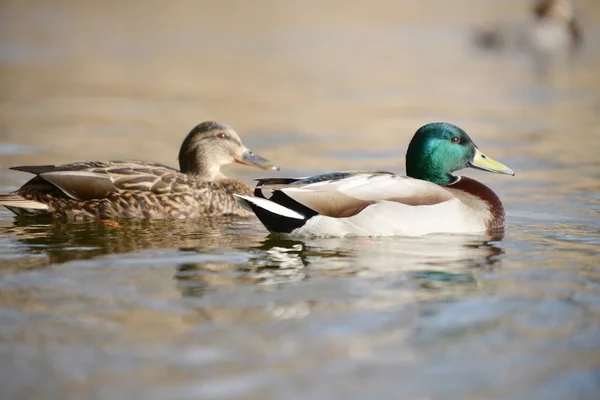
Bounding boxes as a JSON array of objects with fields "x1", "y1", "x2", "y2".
[
  {"x1": 475, "y1": 0, "x2": 582, "y2": 65},
  {"x1": 0, "y1": 122, "x2": 279, "y2": 220}
]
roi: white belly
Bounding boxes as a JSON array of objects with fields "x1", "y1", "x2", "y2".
[{"x1": 290, "y1": 199, "x2": 489, "y2": 237}]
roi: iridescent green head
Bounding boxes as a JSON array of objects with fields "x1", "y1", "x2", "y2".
[{"x1": 405, "y1": 122, "x2": 514, "y2": 186}]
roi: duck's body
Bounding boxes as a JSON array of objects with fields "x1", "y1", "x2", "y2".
[
  {"x1": 2, "y1": 161, "x2": 255, "y2": 219},
  {"x1": 236, "y1": 123, "x2": 514, "y2": 237},
  {"x1": 0, "y1": 122, "x2": 278, "y2": 220},
  {"x1": 475, "y1": 0, "x2": 582, "y2": 60}
]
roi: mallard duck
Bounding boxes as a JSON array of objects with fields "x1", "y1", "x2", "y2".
[
  {"x1": 0, "y1": 121, "x2": 278, "y2": 219},
  {"x1": 475, "y1": 0, "x2": 582, "y2": 56},
  {"x1": 235, "y1": 123, "x2": 514, "y2": 237}
]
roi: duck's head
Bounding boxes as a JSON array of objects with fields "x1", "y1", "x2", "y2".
[
  {"x1": 406, "y1": 122, "x2": 514, "y2": 186},
  {"x1": 534, "y1": 0, "x2": 582, "y2": 46},
  {"x1": 179, "y1": 121, "x2": 278, "y2": 180},
  {"x1": 535, "y1": 0, "x2": 574, "y2": 22}
]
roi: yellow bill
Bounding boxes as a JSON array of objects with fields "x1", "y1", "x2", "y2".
[{"x1": 469, "y1": 148, "x2": 515, "y2": 175}]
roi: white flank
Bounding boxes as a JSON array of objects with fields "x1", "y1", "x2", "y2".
[
  {"x1": 291, "y1": 199, "x2": 487, "y2": 237},
  {"x1": 234, "y1": 195, "x2": 305, "y2": 220}
]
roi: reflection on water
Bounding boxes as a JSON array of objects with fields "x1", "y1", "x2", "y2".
[
  {"x1": 1, "y1": 0, "x2": 600, "y2": 399},
  {"x1": 176, "y1": 233, "x2": 504, "y2": 293},
  {"x1": 0, "y1": 217, "x2": 262, "y2": 265},
  {"x1": 0, "y1": 216, "x2": 503, "y2": 286}
]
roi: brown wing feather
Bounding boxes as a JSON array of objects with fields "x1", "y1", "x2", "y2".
[
  {"x1": 12, "y1": 161, "x2": 190, "y2": 200},
  {"x1": 40, "y1": 171, "x2": 118, "y2": 200}
]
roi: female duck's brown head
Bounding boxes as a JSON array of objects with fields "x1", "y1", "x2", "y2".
[{"x1": 178, "y1": 121, "x2": 278, "y2": 181}]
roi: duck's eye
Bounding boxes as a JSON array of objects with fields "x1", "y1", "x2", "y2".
[
  {"x1": 216, "y1": 132, "x2": 227, "y2": 139},
  {"x1": 450, "y1": 137, "x2": 460, "y2": 144}
]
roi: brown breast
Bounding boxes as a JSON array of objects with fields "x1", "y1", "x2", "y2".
[{"x1": 445, "y1": 176, "x2": 506, "y2": 231}]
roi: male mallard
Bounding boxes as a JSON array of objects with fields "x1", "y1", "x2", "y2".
[
  {"x1": 0, "y1": 121, "x2": 278, "y2": 219},
  {"x1": 235, "y1": 123, "x2": 514, "y2": 237}
]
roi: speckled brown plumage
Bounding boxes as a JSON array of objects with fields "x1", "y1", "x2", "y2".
[
  {"x1": 15, "y1": 176, "x2": 254, "y2": 220},
  {"x1": 0, "y1": 122, "x2": 278, "y2": 220}
]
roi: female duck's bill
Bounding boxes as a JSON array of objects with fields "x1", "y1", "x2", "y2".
[
  {"x1": 235, "y1": 148, "x2": 277, "y2": 171},
  {"x1": 236, "y1": 122, "x2": 515, "y2": 237}
]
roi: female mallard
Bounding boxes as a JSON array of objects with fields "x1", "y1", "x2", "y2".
[
  {"x1": 235, "y1": 123, "x2": 514, "y2": 237},
  {"x1": 0, "y1": 121, "x2": 278, "y2": 219}
]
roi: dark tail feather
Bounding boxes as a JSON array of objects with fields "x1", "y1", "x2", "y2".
[
  {"x1": 254, "y1": 177, "x2": 302, "y2": 199},
  {"x1": 255, "y1": 177, "x2": 301, "y2": 186},
  {"x1": 9, "y1": 165, "x2": 57, "y2": 175},
  {"x1": 235, "y1": 195, "x2": 310, "y2": 234}
]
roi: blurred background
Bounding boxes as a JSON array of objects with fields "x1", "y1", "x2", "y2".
[
  {"x1": 0, "y1": 1, "x2": 599, "y2": 399},
  {"x1": 1, "y1": 0, "x2": 598, "y2": 178}
]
